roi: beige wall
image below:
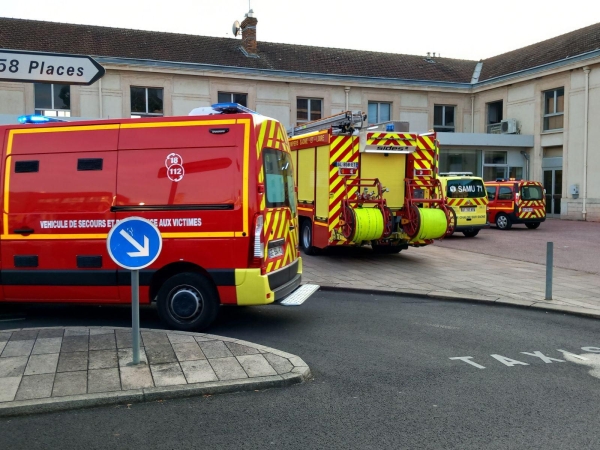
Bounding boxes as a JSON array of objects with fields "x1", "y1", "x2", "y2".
[{"x1": 1, "y1": 56, "x2": 599, "y2": 220}]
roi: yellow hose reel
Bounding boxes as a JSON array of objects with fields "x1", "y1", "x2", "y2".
[{"x1": 348, "y1": 207, "x2": 385, "y2": 243}]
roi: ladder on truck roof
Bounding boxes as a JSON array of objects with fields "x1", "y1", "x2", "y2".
[{"x1": 287, "y1": 111, "x2": 365, "y2": 137}]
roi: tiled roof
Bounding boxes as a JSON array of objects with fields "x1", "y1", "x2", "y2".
[
  {"x1": 0, "y1": 17, "x2": 476, "y2": 83},
  {"x1": 479, "y1": 22, "x2": 600, "y2": 81},
  {"x1": 1, "y1": 17, "x2": 599, "y2": 85}
]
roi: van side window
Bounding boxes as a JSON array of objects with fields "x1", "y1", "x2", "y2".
[
  {"x1": 486, "y1": 186, "x2": 497, "y2": 201},
  {"x1": 498, "y1": 186, "x2": 513, "y2": 200}
]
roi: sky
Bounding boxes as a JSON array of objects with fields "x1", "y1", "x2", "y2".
[{"x1": 3, "y1": 0, "x2": 600, "y2": 60}]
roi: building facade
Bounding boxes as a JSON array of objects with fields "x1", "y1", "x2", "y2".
[{"x1": 1, "y1": 16, "x2": 599, "y2": 220}]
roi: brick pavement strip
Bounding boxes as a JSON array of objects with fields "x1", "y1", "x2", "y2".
[{"x1": 0, "y1": 327, "x2": 310, "y2": 417}]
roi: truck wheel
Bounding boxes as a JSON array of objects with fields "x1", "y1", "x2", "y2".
[
  {"x1": 301, "y1": 221, "x2": 318, "y2": 256},
  {"x1": 157, "y1": 272, "x2": 219, "y2": 331},
  {"x1": 462, "y1": 229, "x2": 479, "y2": 238},
  {"x1": 525, "y1": 223, "x2": 540, "y2": 229},
  {"x1": 495, "y1": 214, "x2": 512, "y2": 230}
]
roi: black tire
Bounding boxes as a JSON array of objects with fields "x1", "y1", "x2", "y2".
[
  {"x1": 371, "y1": 242, "x2": 403, "y2": 254},
  {"x1": 446, "y1": 208, "x2": 457, "y2": 237},
  {"x1": 157, "y1": 272, "x2": 219, "y2": 331},
  {"x1": 525, "y1": 222, "x2": 541, "y2": 229},
  {"x1": 495, "y1": 213, "x2": 512, "y2": 230},
  {"x1": 462, "y1": 229, "x2": 480, "y2": 238},
  {"x1": 301, "y1": 220, "x2": 318, "y2": 255}
]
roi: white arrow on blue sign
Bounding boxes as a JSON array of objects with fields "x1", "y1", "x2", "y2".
[{"x1": 107, "y1": 217, "x2": 162, "y2": 270}]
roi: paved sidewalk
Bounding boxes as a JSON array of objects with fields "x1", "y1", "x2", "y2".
[
  {"x1": 0, "y1": 327, "x2": 310, "y2": 417},
  {"x1": 303, "y1": 245, "x2": 600, "y2": 318}
]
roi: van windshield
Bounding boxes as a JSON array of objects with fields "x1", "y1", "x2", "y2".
[
  {"x1": 446, "y1": 179, "x2": 486, "y2": 198},
  {"x1": 263, "y1": 149, "x2": 296, "y2": 214},
  {"x1": 521, "y1": 185, "x2": 543, "y2": 201}
]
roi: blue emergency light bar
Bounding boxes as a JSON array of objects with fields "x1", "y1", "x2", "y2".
[
  {"x1": 18, "y1": 115, "x2": 67, "y2": 124},
  {"x1": 211, "y1": 103, "x2": 258, "y2": 115}
]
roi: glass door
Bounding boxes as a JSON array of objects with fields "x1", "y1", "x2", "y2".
[{"x1": 543, "y1": 169, "x2": 562, "y2": 216}]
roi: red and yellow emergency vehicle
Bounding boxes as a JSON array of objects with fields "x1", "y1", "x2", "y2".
[
  {"x1": 289, "y1": 112, "x2": 452, "y2": 254},
  {"x1": 485, "y1": 179, "x2": 546, "y2": 230},
  {"x1": 0, "y1": 104, "x2": 316, "y2": 330},
  {"x1": 439, "y1": 173, "x2": 488, "y2": 237}
]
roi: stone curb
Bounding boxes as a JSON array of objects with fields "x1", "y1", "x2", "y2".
[
  {"x1": 318, "y1": 285, "x2": 600, "y2": 320},
  {"x1": 0, "y1": 328, "x2": 311, "y2": 418}
]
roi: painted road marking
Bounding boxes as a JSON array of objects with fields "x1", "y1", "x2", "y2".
[
  {"x1": 450, "y1": 347, "x2": 597, "y2": 370},
  {"x1": 490, "y1": 355, "x2": 529, "y2": 367},
  {"x1": 520, "y1": 351, "x2": 564, "y2": 364}
]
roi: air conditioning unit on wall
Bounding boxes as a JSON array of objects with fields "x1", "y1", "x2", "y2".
[{"x1": 501, "y1": 119, "x2": 518, "y2": 134}]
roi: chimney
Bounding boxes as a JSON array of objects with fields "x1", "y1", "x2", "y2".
[{"x1": 240, "y1": 10, "x2": 258, "y2": 57}]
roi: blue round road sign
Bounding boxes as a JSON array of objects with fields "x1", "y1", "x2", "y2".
[{"x1": 107, "y1": 217, "x2": 162, "y2": 270}]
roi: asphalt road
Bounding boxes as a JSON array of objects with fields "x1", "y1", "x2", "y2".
[
  {"x1": 437, "y1": 218, "x2": 600, "y2": 273},
  {"x1": 2, "y1": 291, "x2": 600, "y2": 449}
]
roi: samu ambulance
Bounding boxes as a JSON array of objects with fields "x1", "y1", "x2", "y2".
[
  {"x1": 439, "y1": 173, "x2": 488, "y2": 237},
  {"x1": 0, "y1": 104, "x2": 316, "y2": 330}
]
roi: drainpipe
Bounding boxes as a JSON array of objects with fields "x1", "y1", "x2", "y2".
[
  {"x1": 98, "y1": 78, "x2": 103, "y2": 118},
  {"x1": 582, "y1": 66, "x2": 590, "y2": 221},
  {"x1": 471, "y1": 94, "x2": 475, "y2": 133},
  {"x1": 344, "y1": 86, "x2": 350, "y2": 111}
]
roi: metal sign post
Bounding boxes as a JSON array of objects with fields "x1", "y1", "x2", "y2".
[
  {"x1": 107, "y1": 217, "x2": 162, "y2": 365},
  {"x1": 0, "y1": 49, "x2": 105, "y2": 85}
]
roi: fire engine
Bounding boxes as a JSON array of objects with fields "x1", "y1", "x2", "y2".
[
  {"x1": 0, "y1": 104, "x2": 317, "y2": 330},
  {"x1": 288, "y1": 112, "x2": 452, "y2": 254}
]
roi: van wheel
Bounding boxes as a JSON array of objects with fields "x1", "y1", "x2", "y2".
[
  {"x1": 462, "y1": 229, "x2": 480, "y2": 238},
  {"x1": 157, "y1": 272, "x2": 219, "y2": 331},
  {"x1": 526, "y1": 222, "x2": 541, "y2": 229},
  {"x1": 301, "y1": 221, "x2": 318, "y2": 256},
  {"x1": 495, "y1": 214, "x2": 512, "y2": 230}
]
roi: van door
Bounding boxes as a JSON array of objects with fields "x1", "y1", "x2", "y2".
[
  {"x1": 262, "y1": 148, "x2": 298, "y2": 273},
  {"x1": 2, "y1": 126, "x2": 119, "y2": 301},
  {"x1": 497, "y1": 186, "x2": 514, "y2": 216}
]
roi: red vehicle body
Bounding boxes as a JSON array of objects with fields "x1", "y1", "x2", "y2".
[
  {"x1": 485, "y1": 179, "x2": 546, "y2": 230},
  {"x1": 0, "y1": 109, "x2": 306, "y2": 330}
]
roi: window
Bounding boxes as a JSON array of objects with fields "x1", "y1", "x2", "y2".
[
  {"x1": 297, "y1": 98, "x2": 322, "y2": 124},
  {"x1": 34, "y1": 84, "x2": 71, "y2": 117},
  {"x1": 263, "y1": 149, "x2": 296, "y2": 214},
  {"x1": 543, "y1": 88, "x2": 564, "y2": 131},
  {"x1": 484, "y1": 151, "x2": 507, "y2": 165},
  {"x1": 521, "y1": 185, "x2": 543, "y2": 201},
  {"x1": 433, "y1": 105, "x2": 455, "y2": 132},
  {"x1": 218, "y1": 92, "x2": 248, "y2": 107},
  {"x1": 483, "y1": 166, "x2": 507, "y2": 181},
  {"x1": 486, "y1": 101, "x2": 503, "y2": 133},
  {"x1": 367, "y1": 102, "x2": 391, "y2": 124},
  {"x1": 131, "y1": 87, "x2": 163, "y2": 117},
  {"x1": 445, "y1": 179, "x2": 486, "y2": 199},
  {"x1": 439, "y1": 149, "x2": 482, "y2": 176},
  {"x1": 486, "y1": 186, "x2": 497, "y2": 201},
  {"x1": 498, "y1": 186, "x2": 513, "y2": 200}
]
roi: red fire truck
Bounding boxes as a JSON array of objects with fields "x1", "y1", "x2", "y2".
[
  {"x1": 289, "y1": 112, "x2": 452, "y2": 254},
  {"x1": 0, "y1": 104, "x2": 316, "y2": 330}
]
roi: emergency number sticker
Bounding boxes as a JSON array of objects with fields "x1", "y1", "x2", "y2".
[{"x1": 165, "y1": 153, "x2": 185, "y2": 182}]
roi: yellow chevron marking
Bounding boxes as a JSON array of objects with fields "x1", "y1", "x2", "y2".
[
  {"x1": 258, "y1": 122, "x2": 267, "y2": 158},
  {"x1": 421, "y1": 136, "x2": 434, "y2": 149},
  {"x1": 277, "y1": 213, "x2": 287, "y2": 237},
  {"x1": 330, "y1": 139, "x2": 353, "y2": 163}
]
